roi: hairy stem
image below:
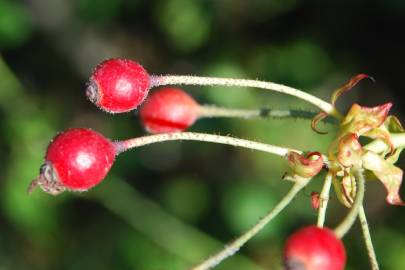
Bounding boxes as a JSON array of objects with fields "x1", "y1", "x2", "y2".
[
  {"x1": 334, "y1": 167, "x2": 366, "y2": 238},
  {"x1": 150, "y1": 75, "x2": 341, "y2": 118},
  {"x1": 317, "y1": 172, "x2": 333, "y2": 227},
  {"x1": 189, "y1": 181, "x2": 308, "y2": 270},
  {"x1": 358, "y1": 206, "x2": 379, "y2": 270},
  {"x1": 115, "y1": 132, "x2": 300, "y2": 157},
  {"x1": 197, "y1": 105, "x2": 337, "y2": 124}
]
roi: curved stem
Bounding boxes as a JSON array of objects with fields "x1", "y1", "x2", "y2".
[
  {"x1": 317, "y1": 172, "x2": 333, "y2": 227},
  {"x1": 364, "y1": 133, "x2": 405, "y2": 153},
  {"x1": 334, "y1": 167, "x2": 366, "y2": 238},
  {"x1": 197, "y1": 105, "x2": 337, "y2": 124},
  {"x1": 189, "y1": 181, "x2": 308, "y2": 270},
  {"x1": 150, "y1": 75, "x2": 341, "y2": 119},
  {"x1": 115, "y1": 132, "x2": 300, "y2": 157},
  {"x1": 358, "y1": 206, "x2": 379, "y2": 270}
]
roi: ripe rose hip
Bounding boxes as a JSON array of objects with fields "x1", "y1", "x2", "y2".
[
  {"x1": 86, "y1": 58, "x2": 150, "y2": 113},
  {"x1": 29, "y1": 128, "x2": 116, "y2": 195},
  {"x1": 283, "y1": 226, "x2": 346, "y2": 270},
  {"x1": 139, "y1": 87, "x2": 199, "y2": 133}
]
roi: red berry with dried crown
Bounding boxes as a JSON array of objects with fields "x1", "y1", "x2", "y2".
[
  {"x1": 283, "y1": 226, "x2": 346, "y2": 270},
  {"x1": 139, "y1": 87, "x2": 199, "y2": 133},
  {"x1": 29, "y1": 128, "x2": 116, "y2": 195},
  {"x1": 86, "y1": 58, "x2": 150, "y2": 113}
]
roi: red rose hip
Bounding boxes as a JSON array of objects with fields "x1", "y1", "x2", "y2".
[
  {"x1": 283, "y1": 226, "x2": 346, "y2": 270},
  {"x1": 139, "y1": 87, "x2": 199, "y2": 133},
  {"x1": 29, "y1": 128, "x2": 116, "y2": 195},
  {"x1": 86, "y1": 58, "x2": 150, "y2": 113}
]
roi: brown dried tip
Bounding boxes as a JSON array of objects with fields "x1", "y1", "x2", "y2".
[
  {"x1": 86, "y1": 80, "x2": 99, "y2": 104},
  {"x1": 27, "y1": 162, "x2": 65, "y2": 196}
]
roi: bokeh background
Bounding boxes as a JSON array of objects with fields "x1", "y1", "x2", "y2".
[{"x1": 1, "y1": 0, "x2": 405, "y2": 269}]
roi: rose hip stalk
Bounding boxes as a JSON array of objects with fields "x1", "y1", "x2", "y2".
[
  {"x1": 139, "y1": 87, "x2": 332, "y2": 134},
  {"x1": 86, "y1": 58, "x2": 340, "y2": 118},
  {"x1": 30, "y1": 128, "x2": 298, "y2": 195},
  {"x1": 29, "y1": 128, "x2": 117, "y2": 195}
]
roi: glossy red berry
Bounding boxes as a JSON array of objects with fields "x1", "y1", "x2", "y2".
[
  {"x1": 29, "y1": 128, "x2": 116, "y2": 195},
  {"x1": 86, "y1": 58, "x2": 150, "y2": 113},
  {"x1": 139, "y1": 87, "x2": 199, "y2": 133},
  {"x1": 283, "y1": 226, "x2": 346, "y2": 270}
]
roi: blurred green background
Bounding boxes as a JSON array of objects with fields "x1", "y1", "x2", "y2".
[{"x1": 1, "y1": 0, "x2": 405, "y2": 269}]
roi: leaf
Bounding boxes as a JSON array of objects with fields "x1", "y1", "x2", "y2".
[
  {"x1": 331, "y1": 74, "x2": 374, "y2": 106},
  {"x1": 287, "y1": 151, "x2": 324, "y2": 178},
  {"x1": 362, "y1": 151, "x2": 404, "y2": 205}
]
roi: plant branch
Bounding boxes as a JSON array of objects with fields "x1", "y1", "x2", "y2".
[
  {"x1": 317, "y1": 172, "x2": 333, "y2": 227},
  {"x1": 334, "y1": 167, "x2": 366, "y2": 238},
  {"x1": 115, "y1": 132, "x2": 300, "y2": 157},
  {"x1": 189, "y1": 181, "x2": 308, "y2": 270},
  {"x1": 358, "y1": 205, "x2": 379, "y2": 270},
  {"x1": 197, "y1": 106, "x2": 337, "y2": 124},
  {"x1": 150, "y1": 75, "x2": 341, "y2": 119}
]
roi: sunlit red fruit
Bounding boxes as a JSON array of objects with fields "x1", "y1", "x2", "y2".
[
  {"x1": 283, "y1": 225, "x2": 346, "y2": 270},
  {"x1": 86, "y1": 58, "x2": 150, "y2": 113},
  {"x1": 139, "y1": 87, "x2": 199, "y2": 133},
  {"x1": 30, "y1": 128, "x2": 117, "y2": 195}
]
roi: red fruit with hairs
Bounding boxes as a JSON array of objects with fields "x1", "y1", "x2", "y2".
[
  {"x1": 29, "y1": 128, "x2": 116, "y2": 195},
  {"x1": 86, "y1": 58, "x2": 150, "y2": 113}
]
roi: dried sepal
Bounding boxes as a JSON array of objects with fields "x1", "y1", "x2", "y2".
[
  {"x1": 331, "y1": 74, "x2": 373, "y2": 106},
  {"x1": 386, "y1": 147, "x2": 405, "y2": 165},
  {"x1": 337, "y1": 133, "x2": 363, "y2": 168},
  {"x1": 332, "y1": 174, "x2": 352, "y2": 208},
  {"x1": 363, "y1": 127, "x2": 395, "y2": 155},
  {"x1": 311, "y1": 111, "x2": 329, "y2": 134},
  {"x1": 385, "y1": 115, "x2": 405, "y2": 133},
  {"x1": 366, "y1": 115, "x2": 405, "y2": 157},
  {"x1": 311, "y1": 191, "x2": 320, "y2": 210},
  {"x1": 340, "y1": 103, "x2": 392, "y2": 136},
  {"x1": 341, "y1": 172, "x2": 357, "y2": 207},
  {"x1": 287, "y1": 151, "x2": 324, "y2": 178},
  {"x1": 362, "y1": 151, "x2": 405, "y2": 205}
]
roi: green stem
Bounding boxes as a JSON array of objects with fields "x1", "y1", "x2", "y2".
[
  {"x1": 364, "y1": 133, "x2": 405, "y2": 153},
  {"x1": 197, "y1": 105, "x2": 337, "y2": 124},
  {"x1": 189, "y1": 181, "x2": 308, "y2": 270},
  {"x1": 150, "y1": 75, "x2": 341, "y2": 119},
  {"x1": 116, "y1": 132, "x2": 300, "y2": 157},
  {"x1": 358, "y1": 206, "x2": 379, "y2": 270},
  {"x1": 317, "y1": 172, "x2": 333, "y2": 227},
  {"x1": 334, "y1": 167, "x2": 366, "y2": 238}
]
